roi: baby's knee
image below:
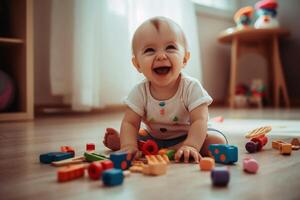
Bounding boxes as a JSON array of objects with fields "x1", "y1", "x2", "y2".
[{"x1": 207, "y1": 133, "x2": 226, "y2": 145}]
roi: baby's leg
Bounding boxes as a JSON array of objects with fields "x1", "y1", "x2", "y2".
[
  {"x1": 103, "y1": 128, "x2": 121, "y2": 151},
  {"x1": 200, "y1": 134, "x2": 226, "y2": 156}
]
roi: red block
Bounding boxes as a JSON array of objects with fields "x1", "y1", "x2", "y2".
[
  {"x1": 86, "y1": 143, "x2": 95, "y2": 151},
  {"x1": 57, "y1": 164, "x2": 85, "y2": 182}
]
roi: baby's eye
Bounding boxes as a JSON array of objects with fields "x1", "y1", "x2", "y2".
[
  {"x1": 144, "y1": 48, "x2": 155, "y2": 54},
  {"x1": 166, "y1": 45, "x2": 177, "y2": 50}
]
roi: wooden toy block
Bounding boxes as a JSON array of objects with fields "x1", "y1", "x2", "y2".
[
  {"x1": 86, "y1": 143, "x2": 95, "y2": 151},
  {"x1": 52, "y1": 156, "x2": 85, "y2": 167},
  {"x1": 211, "y1": 167, "x2": 230, "y2": 186},
  {"x1": 143, "y1": 155, "x2": 168, "y2": 176},
  {"x1": 109, "y1": 152, "x2": 133, "y2": 170},
  {"x1": 291, "y1": 138, "x2": 300, "y2": 146},
  {"x1": 57, "y1": 164, "x2": 85, "y2": 182},
  {"x1": 243, "y1": 157, "x2": 259, "y2": 174},
  {"x1": 245, "y1": 135, "x2": 268, "y2": 153},
  {"x1": 272, "y1": 140, "x2": 287, "y2": 150},
  {"x1": 200, "y1": 157, "x2": 215, "y2": 171},
  {"x1": 245, "y1": 126, "x2": 272, "y2": 139},
  {"x1": 280, "y1": 143, "x2": 292, "y2": 155},
  {"x1": 84, "y1": 152, "x2": 108, "y2": 162},
  {"x1": 139, "y1": 139, "x2": 159, "y2": 155},
  {"x1": 40, "y1": 152, "x2": 74, "y2": 164},
  {"x1": 88, "y1": 160, "x2": 114, "y2": 180},
  {"x1": 60, "y1": 146, "x2": 75, "y2": 155},
  {"x1": 208, "y1": 144, "x2": 238, "y2": 164},
  {"x1": 102, "y1": 169, "x2": 124, "y2": 186}
]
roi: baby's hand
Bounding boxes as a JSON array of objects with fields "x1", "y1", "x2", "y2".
[{"x1": 175, "y1": 145, "x2": 202, "y2": 163}]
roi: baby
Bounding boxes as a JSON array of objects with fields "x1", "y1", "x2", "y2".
[{"x1": 103, "y1": 16, "x2": 225, "y2": 163}]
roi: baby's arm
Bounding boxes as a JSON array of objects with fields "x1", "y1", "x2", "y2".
[
  {"x1": 119, "y1": 107, "x2": 142, "y2": 153},
  {"x1": 175, "y1": 104, "x2": 209, "y2": 163}
]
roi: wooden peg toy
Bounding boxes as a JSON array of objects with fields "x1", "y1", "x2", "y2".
[
  {"x1": 208, "y1": 144, "x2": 238, "y2": 164},
  {"x1": 211, "y1": 167, "x2": 230, "y2": 186},
  {"x1": 84, "y1": 152, "x2": 109, "y2": 162},
  {"x1": 57, "y1": 164, "x2": 86, "y2": 182},
  {"x1": 245, "y1": 135, "x2": 268, "y2": 153},
  {"x1": 243, "y1": 157, "x2": 259, "y2": 174},
  {"x1": 52, "y1": 156, "x2": 86, "y2": 167},
  {"x1": 102, "y1": 168, "x2": 124, "y2": 186},
  {"x1": 245, "y1": 126, "x2": 272, "y2": 139},
  {"x1": 199, "y1": 157, "x2": 215, "y2": 171},
  {"x1": 40, "y1": 152, "x2": 74, "y2": 164},
  {"x1": 272, "y1": 140, "x2": 292, "y2": 155}
]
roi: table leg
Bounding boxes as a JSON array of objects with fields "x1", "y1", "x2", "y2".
[
  {"x1": 229, "y1": 38, "x2": 239, "y2": 108},
  {"x1": 272, "y1": 36, "x2": 290, "y2": 108}
]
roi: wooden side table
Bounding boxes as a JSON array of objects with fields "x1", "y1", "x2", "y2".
[{"x1": 218, "y1": 27, "x2": 290, "y2": 108}]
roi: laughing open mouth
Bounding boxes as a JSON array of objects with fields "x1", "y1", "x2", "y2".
[{"x1": 153, "y1": 66, "x2": 171, "y2": 75}]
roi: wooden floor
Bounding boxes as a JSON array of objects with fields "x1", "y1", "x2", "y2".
[{"x1": 0, "y1": 108, "x2": 300, "y2": 200}]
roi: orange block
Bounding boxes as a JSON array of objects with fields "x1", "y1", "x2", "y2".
[
  {"x1": 280, "y1": 144, "x2": 292, "y2": 155},
  {"x1": 200, "y1": 157, "x2": 215, "y2": 171},
  {"x1": 57, "y1": 164, "x2": 85, "y2": 182}
]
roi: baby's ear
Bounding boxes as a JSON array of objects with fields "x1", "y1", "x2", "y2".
[
  {"x1": 132, "y1": 56, "x2": 141, "y2": 72},
  {"x1": 183, "y1": 51, "x2": 190, "y2": 66}
]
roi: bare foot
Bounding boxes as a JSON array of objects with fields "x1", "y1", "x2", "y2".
[{"x1": 103, "y1": 128, "x2": 121, "y2": 151}]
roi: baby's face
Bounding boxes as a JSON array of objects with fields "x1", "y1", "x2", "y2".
[{"x1": 132, "y1": 21, "x2": 189, "y2": 88}]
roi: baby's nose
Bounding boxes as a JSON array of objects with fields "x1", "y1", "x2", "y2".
[{"x1": 156, "y1": 52, "x2": 167, "y2": 61}]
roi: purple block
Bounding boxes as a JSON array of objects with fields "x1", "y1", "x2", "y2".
[{"x1": 211, "y1": 167, "x2": 230, "y2": 186}]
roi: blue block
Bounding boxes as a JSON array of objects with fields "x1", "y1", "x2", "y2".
[
  {"x1": 102, "y1": 169, "x2": 124, "y2": 186},
  {"x1": 109, "y1": 152, "x2": 133, "y2": 170},
  {"x1": 39, "y1": 152, "x2": 74, "y2": 164},
  {"x1": 211, "y1": 167, "x2": 230, "y2": 186},
  {"x1": 208, "y1": 144, "x2": 238, "y2": 164}
]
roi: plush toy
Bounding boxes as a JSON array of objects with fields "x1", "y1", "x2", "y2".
[
  {"x1": 0, "y1": 70, "x2": 15, "y2": 111},
  {"x1": 233, "y1": 6, "x2": 254, "y2": 28},
  {"x1": 254, "y1": 0, "x2": 279, "y2": 28}
]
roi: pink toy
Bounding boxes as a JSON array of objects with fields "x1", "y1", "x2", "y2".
[{"x1": 243, "y1": 157, "x2": 259, "y2": 174}]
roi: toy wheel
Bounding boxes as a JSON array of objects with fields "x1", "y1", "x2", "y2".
[{"x1": 141, "y1": 140, "x2": 159, "y2": 155}]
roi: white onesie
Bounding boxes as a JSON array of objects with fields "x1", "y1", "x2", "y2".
[{"x1": 124, "y1": 73, "x2": 213, "y2": 140}]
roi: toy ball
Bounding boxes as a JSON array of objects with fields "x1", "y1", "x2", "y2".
[
  {"x1": 0, "y1": 70, "x2": 15, "y2": 111},
  {"x1": 243, "y1": 157, "x2": 259, "y2": 173}
]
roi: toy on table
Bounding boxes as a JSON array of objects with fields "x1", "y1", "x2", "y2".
[
  {"x1": 138, "y1": 139, "x2": 159, "y2": 155},
  {"x1": 40, "y1": 152, "x2": 74, "y2": 164},
  {"x1": 211, "y1": 167, "x2": 230, "y2": 187},
  {"x1": 88, "y1": 160, "x2": 114, "y2": 180},
  {"x1": 52, "y1": 156, "x2": 85, "y2": 167},
  {"x1": 272, "y1": 140, "x2": 292, "y2": 155},
  {"x1": 243, "y1": 157, "x2": 259, "y2": 173},
  {"x1": 208, "y1": 144, "x2": 238, "y2": 164},
  {"x1": 0, "y1": 70, "x2": 15, "y2": 112},
  {"x1": 233, "y1": 6, "x2": 254, "y2": 29},
  {"x1": 109, "y1": 151, "x2": 133, "y2": 170},
  {"x1": 57, "y1": 164, "x2": 86, "y2": 182},
  {"x1": 248, "y1": 79, "x2": 266, "y2": 108},
  {"x1": 254, "y1": 0, "x2": 279, "y2": 29},
  {"x1": 102, "y1": 168, "x2": 124, "y2": 186},
  {"x1": 199, "y1": 157, "x2": 215, "y2": 171},
  {"x1": 84, "y1": 152, "x2": 108, "y2": 162}
]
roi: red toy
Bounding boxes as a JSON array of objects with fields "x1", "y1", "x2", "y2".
[
  {"x1": 88, "y1": 160, "x2": 114, "y2": 180},
  {"x1": 60, "y1": 146, "x2": 75, "y2": 155},
  {"x1": 245, "y1": 135, "x2": 268, "y2": 153},
  {"x1": 57, "y1": 164, "x2": 85, "y2": 182},
  {"x1": 138, "y1": 139, "x2": 159, "y2": 155},
  {"x1": 86, "y1": 143, "x2": 95, "y2": 151}
]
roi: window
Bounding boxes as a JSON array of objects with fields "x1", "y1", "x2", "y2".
[{"x1": 192, "y1": 0, "x2": 237, "y2": 11}]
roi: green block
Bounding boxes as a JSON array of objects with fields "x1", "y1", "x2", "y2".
[
  {"x1": 84, "y1": 152, "x2": 108, "y2": 162},
  {"x1": 166, "y1": 150, "x2": 176, "y2": 160}
]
